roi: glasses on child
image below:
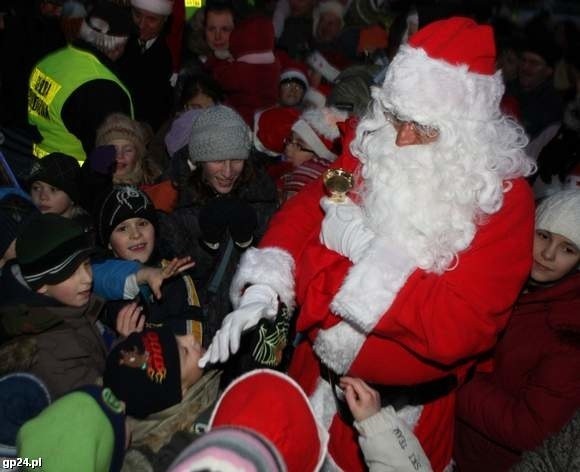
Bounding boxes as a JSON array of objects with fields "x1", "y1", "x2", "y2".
[
  {"x1": 284, "y1": 138, "x2": 315, "y2": 154},
  {"x1": 280, "y1": 82, "x2": 304, "y2": 92},
  {"x1": 383, "y1": 110, "x2": 439, "y2": 140}
]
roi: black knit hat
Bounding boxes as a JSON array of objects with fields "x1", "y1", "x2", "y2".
[
  {"x1": 28, "y1": 152, "x2": 82, "y2": 204},
  {"x1": 0, "y1": 192, "x2": 39, "y2": 259},
  {"x1": 103, "y1": 327, "x2": 182, "y2": 418},
  {"x1": 96, "y1": 185, "x2": 157, "y2": 246},
  {"x1": 16, "y1": 213, "x2": 94, "y2": 290}
]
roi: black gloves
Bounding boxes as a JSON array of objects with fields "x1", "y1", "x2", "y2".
[{"x1": 199, "y1": 197, "x2": 258, "y2": 249}]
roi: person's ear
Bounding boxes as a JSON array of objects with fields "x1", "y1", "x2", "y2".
[{"x1": 36, "y1": 285, "x2": 48, "y2": 295}]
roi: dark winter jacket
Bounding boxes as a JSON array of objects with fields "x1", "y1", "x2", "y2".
[
  {"x1": 455, "y1": 272, "x2": 580, "y2": 472},
  {"x1": 0, "y1": 262, "x2": 107, "y2": 399}
]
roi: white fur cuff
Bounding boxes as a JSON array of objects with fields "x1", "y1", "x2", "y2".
[
  {"x1": 331, "y1": 237, "x2": 416, "y2": 333},
  {"x1": 313, "y1": 321, "x2": 367, "y2": 374},
  {"x1": 229, "y1": 247, "x2": 296, "y2": 310}
]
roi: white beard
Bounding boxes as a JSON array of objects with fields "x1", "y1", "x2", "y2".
[{"x1": 354, "y1": 122, "x2": 484, "y2": 274}]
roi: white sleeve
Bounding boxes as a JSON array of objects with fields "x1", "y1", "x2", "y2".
[{"x1": 355, "y1": 406, "x2": 433, "y2": 472}]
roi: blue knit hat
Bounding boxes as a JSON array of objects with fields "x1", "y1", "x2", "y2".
[{"x1": 0, "y1": 373, "x2": 51, "y2": 457}]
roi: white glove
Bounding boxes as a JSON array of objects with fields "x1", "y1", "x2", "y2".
[
  {"x1": 356, "y1": 406, "x2": 432, "y2": 472},
  {"x1": 320, "y1": 196, "x2": 375, "y2": 263},
  {"x1": 198, "y1": 284, "x2": 278, "y2": 368}
]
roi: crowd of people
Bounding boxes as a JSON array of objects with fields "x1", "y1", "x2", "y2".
[{"x1": 0, "y1": 0, "x2": 580, "y2": 471}]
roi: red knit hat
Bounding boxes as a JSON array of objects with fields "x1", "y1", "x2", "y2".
[
  {"x1": 229, "y1": 16, "x2": 275, "y2": 59},
  {"x1": 209, "y1": 370, "x2": 328, "y2": 472},
  {"x1": 254, "y1": 106, "x2": 300, "y2": 156},
  {"x1": 379, "y1": 16, "x2": 503, "y2": 123},
  {"x1": 291, "y1": 107, "x2": 347, "y2": 161}
]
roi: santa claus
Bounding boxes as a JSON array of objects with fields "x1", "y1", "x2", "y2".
[{"x1": 199, "y1": 17, "x2": 536, "y2": 472}]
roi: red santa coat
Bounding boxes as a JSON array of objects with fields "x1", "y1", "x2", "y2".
[
  {"x1": 230, "y1": 128, "x2": 535, "y2": 471},
  {"x1": 454, "y1": 272, "x2": 580, "y2": 472}
]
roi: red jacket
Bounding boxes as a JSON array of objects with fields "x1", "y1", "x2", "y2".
[
  {"x1": 455, "y1": 272, "x2": 580, "y2": 472},
  {"x1": 231, "y1": 125, "x2": 535, "y2": 471}
]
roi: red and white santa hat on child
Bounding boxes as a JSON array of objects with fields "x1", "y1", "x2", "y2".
[
  {"x1": 209, "y1": 369, "x2": 329, "y2": 472},
  {"x1": 313, "y1": 1, "x2": 345, "y2": 35},
  {"x1": 291, "y1": 107, "x2": 348, "y2": 161},
  {"x1": 254, "y1": 106, "x2": 300, "y2": 156},
  {"x1": 131, "y1": 0, "x2": 173, "y2": 16},
  {"x1": 279, "y1": 59, "x2": 309, "y2": 90},
  {"x1": 379, "y1": 16, "x2": 503, "y2": 124}
]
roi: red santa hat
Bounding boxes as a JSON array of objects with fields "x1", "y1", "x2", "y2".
[
  {"x1": 131, "y1": 0, "x2": 173, "y2": 16},
  {"x1": 229, "y1": 16, "x2": 275, "y2": 60},
  {"x1": 380, "y1": 16, "x2": 503, "y2": 124},
  {"x1": 254, "y1": 106, "x2": 300, "y2": 156},
  {"x1": 279, "y1": 60, "x2": 309, "y2": 90},
  {"x1": 303, "y1": 82, "x2": 332, "y2": 108},
  {"x1": 209, "y1": 369, "x2": 328, "y2": 472},
  {"x1": 291, "y1": 107, "x2": 347, "y2": 161}
]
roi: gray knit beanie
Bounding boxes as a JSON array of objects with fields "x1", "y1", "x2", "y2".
[
  {"x1": 536, "y1": 189, "x2": 580, "y2": 248},
  {"x1": 187, "y1": 105, "x2": 251, "y2": 166}
]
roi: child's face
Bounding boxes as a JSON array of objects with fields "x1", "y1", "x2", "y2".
[
  {"x1": 279, "y1": 81, "x2": 305, "y2": 107},
  {"x1": 176, "y1": 334, "x2": 205, "y2": 393},
  {"x1": 39, "y1": 259, "x2": 93, "y2": 307},
  {"x1": 284, "y1": 132, "x2": 316, "y2": 167},
  {"x1": 531, "y1": 229, "x2": 580, "y2": 283},
  {"x1": 110, "y1": 138, "x2": 138, "y2": 181},
  {"x1": 109, "y1": 217, "x2": 155, "y2": 263},
  {"x1": 30, "y1": 181, "x2": 74, "y2": 218}
]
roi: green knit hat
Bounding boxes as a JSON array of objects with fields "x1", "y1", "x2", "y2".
[
  {"x1": 16, "y1": 213, "x2": 94, "y2": 290},
  {"x1": 17, "y1": 386, "x2": 126, "y2": 472}
]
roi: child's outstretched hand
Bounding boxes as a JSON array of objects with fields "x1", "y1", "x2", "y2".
[
  {"x1": 116, "y1": 302, "x2": 145, "y2": 337},
  {"x1": 340, "y1": 376, "x2": 381, "y2": 422},
  {"x1": 136, "y1": 256, "x2": 195, "y2": 299}
]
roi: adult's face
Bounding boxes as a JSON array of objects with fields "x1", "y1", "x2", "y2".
[
  {"x1": 132, "y1": 7, "x2": 166, "y2": 42},
  {"x1": 316, "y1": 12, "x2": 342, "y2": 42},
  {"x1": 383, "y1": 110, "x2": 440, "y2": 147},
  {"x1": 518, "y1": 51, "x2": 553, "y2": 91},
  {"x1": 204, "y1": 10, "x2": 234, "y2": 52},
  {"x1": 202, "y1": 159, "x2": 244, "y2": 194}
]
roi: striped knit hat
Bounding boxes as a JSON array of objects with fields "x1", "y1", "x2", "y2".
[{"x1": 16, "y1": 214, "x2": 94, "y2": 290}]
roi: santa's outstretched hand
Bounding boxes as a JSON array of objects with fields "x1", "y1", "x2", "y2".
[
  {"x1": 198, "y1": 284, "x2": 279, "y2": 367},
  {"x1": 320, "y1": 196, "x2": 376, "y2": 263}
]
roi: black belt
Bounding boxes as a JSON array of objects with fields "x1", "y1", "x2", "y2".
[{"x1": 321, "y1": 363, "x2": 457, "y2": 423}]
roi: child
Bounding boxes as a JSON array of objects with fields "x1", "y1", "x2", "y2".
[
  {"x1": 27, "y1": 152, "x2": 84, "y2": 219},
  {"x1": 455, "y1": 189, "x2": 580, "y2": 472},
  {"x1": 339, "y1": 376, "x2": 432, "y2": 472},
  {"x1": 279, "y1": 106, "x2": 347, "y2": 201},
  {"x1": 278, "y1": 62, "x2": 309, "y2": 108},
  {"x1": 0, "y1": 213, "x2": 107, "y2": 399},
  {"x1": 96, "y1": 185, "x2": 204, "y2": 340},
  {"x1": 103, "y1": 327, "x2": 221, "y2": 465}
]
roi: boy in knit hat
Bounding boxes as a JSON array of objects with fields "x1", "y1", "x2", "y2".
[
  {"x1": 455, "y1": 189, "x2": 580, "y2": 471},
  {"x1": 27, "y1": 152, "x2": 83, "y2": 218},
  {"x1": 96, "y1": 185, "x2": 204, "y2": 340},
  {"x1": 17, "y1": 385, "x2": 126, "y2": 472},
  {"x1": 0, "y1": 213, "x2": 107, "y2": 399},
  {"x1": 104, "y1": 327, "x2": 220, "y2": 465}
]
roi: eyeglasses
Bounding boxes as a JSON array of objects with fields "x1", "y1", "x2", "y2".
[
  {"x1": 280, "y1": 81, "x2": 305, "y2": 92},
  {"x1": 284, "y1": 138, "x2": 315, "y2": 154},
  {"x1": 383, "y1": 110, "x2": 439, "y2": 140}
]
